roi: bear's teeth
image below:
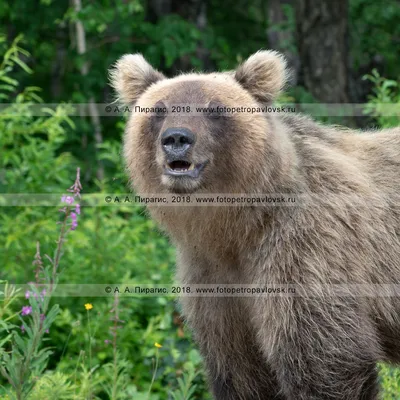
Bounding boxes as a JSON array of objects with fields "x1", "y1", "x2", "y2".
[{"x1": 188, "y1": 164, "x2": 195, "y2": 171}]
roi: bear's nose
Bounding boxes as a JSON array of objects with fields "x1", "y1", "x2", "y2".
[{"x1": 161, "y1": 128, "x2": 195, "y2": 156}]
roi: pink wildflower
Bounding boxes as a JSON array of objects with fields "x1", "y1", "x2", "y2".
[
  {"x1": 71, "y1": 219, "x2": 78, "y2": 230},
  {"x1": 61, "y1": 195, "x2": 74, "y2": 205},
  {"x1": 21, "y1": 306, "x2": 32, "y2": 316}
]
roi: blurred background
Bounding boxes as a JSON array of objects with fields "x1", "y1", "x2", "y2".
[{"x1": 0, "y1": 0, "x2": 399, "y2": 398}]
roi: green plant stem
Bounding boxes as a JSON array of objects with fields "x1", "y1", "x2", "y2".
[
  {"x1": 53, "y1": 209, "x2": 70, "y2": 278},
  {"x1": 147, "y1": 350, "x2": 159, "y2": 400},
  {"x1": 111, "y1": 297, "x2": 119, "y2": 400},
  {"x1": 73, "y1": 349, "x2": 84, "y2": 399},
  {"x1": 87, "y1": 309, "x2": 92, "y2": 399}
]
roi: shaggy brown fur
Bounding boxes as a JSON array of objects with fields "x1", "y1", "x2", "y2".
[{"x1": 110, "y1": 50, "x2": 400, "y2": 400}]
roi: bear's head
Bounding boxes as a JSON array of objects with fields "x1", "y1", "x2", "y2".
[{"x1": 110, "y1": 51, "x2": 288, "y2": 194}]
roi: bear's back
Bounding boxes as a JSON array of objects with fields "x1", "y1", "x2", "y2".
[{"x1": 282, "y1": 114, "x2": 400, "y2": 203}]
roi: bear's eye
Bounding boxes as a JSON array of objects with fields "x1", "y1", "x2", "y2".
[
  {"x1": 153, "y1": 101, "x2": 168, "y2": 119},
  {"x1": 206, "y1": 101, "x2": 224, "y2": 120}
]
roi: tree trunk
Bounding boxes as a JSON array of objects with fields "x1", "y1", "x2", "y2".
[
  {"x1": 267, "y1": 0, "x2": 300, "y2": 85},
  {"x1": 73, "y1": 0, "x2": 104, "y2": 182},
  {"x1": 295, "y1": 0, "x2": 350, "y2": 103}
]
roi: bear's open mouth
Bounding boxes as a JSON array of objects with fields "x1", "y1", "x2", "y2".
[
  {"x1": 164, "y1": 160, "x2": 206, "y2": 178},
  {"x1": 168, "y1": 160, "x2": 194, "y2": 172}
]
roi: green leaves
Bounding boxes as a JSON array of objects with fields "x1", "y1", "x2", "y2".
[
  {"x1": 28, "y1": 372, "x2": 77, "y2": 400},
  {"x1": 379, "y1": 364, "x2": 400, "y2": 400},
  {"x1": 170, "y1": 361, "x2": 200, "y2": 400},
  {"x1": 101, "y1": 351, "x2": 132, "y2": 400},
  {"x1": 363, "y1": 69, "x2": 400, "y2": 128}
]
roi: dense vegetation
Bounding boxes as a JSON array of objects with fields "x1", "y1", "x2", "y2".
[{"x1": 0, "y1": 0, "x2": 399, "y2": 398}]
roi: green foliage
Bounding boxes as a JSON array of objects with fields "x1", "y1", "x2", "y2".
[
  {"x1": 0, "y1": 41, "x2": 81, "y2": 392},
  {"x1": 170, "y1": 354, "x2": 201, "y2": 400},
  {"x1": 101, "y1": 351, "x2": 132, "y2": 400},
  {"x1": 0, "y1": 35, "x2": 32, "y2": 98},
  {"x1": 363, "y1": 69, "x2": 400, "y2": 128},
  {"x1": 350, "y1": 0, "x2": 400, "y2": 76},
  {"x1": 207, "y1": 0, "x2": 270, "y2": 69},
  {"x1": 0, "y1": 35, "x2": 76, "y2": 195},
  {"x1": 28, "y1": 372, "x2": 77, "y2": 400},
  {"x1": 0, "y1": 281, "x2": 19, "y2": 351},
  {"x1": 380, "y1": 364, "x2": 400, "y2": 400},
  {"x1": 0, "y1": 34, "x2": 209, "y2": 399},
  {"x1": 1, "y1": 294, "x2": 59, "y2": 399}
]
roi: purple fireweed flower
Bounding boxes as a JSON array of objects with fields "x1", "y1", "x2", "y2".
[
  {"x1": 21, "y1": 306, "x2": 32, "y2": 316},
  {"x1": 61, "y1": 168, "x2": 82, "y2": 231},
  {"x1": 21, "y1": 325, "x2": 25, "y2": 333},
  {"x1": 25, "y1": 290, "x2": 30, "y2": 299},
  {"x1": 61, "y1": 195, "x2": 74, "y2": 205},
  {"x1": 45, "y1": 329, "x2": 49, "y2": 334},
  {"x1": 71, "y1": 219, "x2": 78, "y2": 231},
  {"x1": 70, "y1": 210, "x2": 79, "y2": 231},
  {"x1": 104, "y1": 339, "x2": 110, "y2": 344}
]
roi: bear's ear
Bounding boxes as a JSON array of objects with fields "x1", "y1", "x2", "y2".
[
  {"x1": 234, "y1": 50, "x2": 287, "y2": 103},
  {"x1": 109, "y1": 54, "x2": 165, "y2": 104}
]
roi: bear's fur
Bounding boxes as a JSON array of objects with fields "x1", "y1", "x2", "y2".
[{"x1": 110, "y1": 51, "x2": 400, "y2": 399}]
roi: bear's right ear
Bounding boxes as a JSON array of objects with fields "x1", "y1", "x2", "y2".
[
  {"x1": 234, "y1": 50, "x2": 287, "y2": 103},
  {"x1": 109, "y1": 54, "x2": 165, "y2": 104}
]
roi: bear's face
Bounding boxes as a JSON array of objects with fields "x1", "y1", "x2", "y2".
[{"x1": 111, "y1": 51, "x2": 287, "y2": 194}]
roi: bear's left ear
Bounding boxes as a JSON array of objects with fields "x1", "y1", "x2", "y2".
[
  {"x1": 234, "y1": 50, "x2": 287, "y2": 103},
  {"x1": 109, "y1": 54, "x2": 165, "y2": 105}
]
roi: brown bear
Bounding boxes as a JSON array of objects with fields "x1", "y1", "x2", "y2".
[{"x1": 110, "y1": 51, "x2": 400, "y2": 399}]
